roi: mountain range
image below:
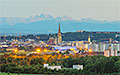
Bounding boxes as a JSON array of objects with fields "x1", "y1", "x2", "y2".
[{"x1": 0, "y1": 13, "x2": 120, "y2": 34}]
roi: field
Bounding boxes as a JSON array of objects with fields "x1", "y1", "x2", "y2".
[
  {"x1": 0, "y1": 52, "x2": 12, "y2": 55},
  {"x1": 0, "y1": 53, "x2": 4, "y2": 55},
  {"x1": 0, "y1": 73, "x2": 43, "y2": 75},
  {"x1": 1, "y1": 72, "x2": 120, "y2": 75}
]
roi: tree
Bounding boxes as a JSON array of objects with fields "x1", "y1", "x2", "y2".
[
  {"x1": 30, "y1": 58, "x2": 44, "y2": 65},
  {"x1": 114, "y1": 60, "x2": 120, "y2": 72}
]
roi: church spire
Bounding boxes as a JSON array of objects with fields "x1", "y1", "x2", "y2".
[
  {"x1": 58, "y1": 23, "x2": 61, "y2": 33},
  {"x1": 57, "y1": 23, "x2": 62, "y2": 44}
]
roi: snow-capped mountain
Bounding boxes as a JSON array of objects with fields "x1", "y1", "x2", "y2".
[
  {"x1": 0, "y1": 13, "x2": 75, "y2": 25},
  {"x1": 0, "y1": 13, "x2": 120, "y2": 33}
]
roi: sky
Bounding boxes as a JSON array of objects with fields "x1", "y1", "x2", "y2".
[{"x1": 0, "y1": 0, "x2": 120, "y2": 21}]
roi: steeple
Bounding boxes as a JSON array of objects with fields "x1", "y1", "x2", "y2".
[
  {"x1": 58, "y1": 23, "x2": 61, "y2": 33},
  {"x1": 57, "y1": 23, "x2": 62, "y2": 44}
]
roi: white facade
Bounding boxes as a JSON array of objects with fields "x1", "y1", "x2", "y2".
[
  {"x1": 43, "y1": 64, "x2": 61, "y2": 70},
  {"x1": 73, "y1": 65, "x2": 83, "y2": 70},
  {"x1": 44, "y1": 64, "x2": 49, "y2": 68},
  {"x1": 93, "y1": 44, "x2": 99, "y2": 52},
  {"x1": 0, "y1": 44, "x2": 8, "y2": 48},
  {"x1": 72, "y1": 41, "x2": 120, "y2": 52},
  {"x1": 94, "y1": 43, "x2": 120, "y2": 52},
  {"x1": 104, "y1": 50, "x2": 117, "y2": 57},
  {"x1": 47, "y1": 66, "x2": 61, "y2": 70},
  {"x1": 72, "y1": 41, "x2": 89, "y2": 49}
]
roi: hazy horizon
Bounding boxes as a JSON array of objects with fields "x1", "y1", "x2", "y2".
[
  {"x1": 0, "y1": 0, "x2": 120, "y2": 21},
  {"x1": 0, "y1": 0, "x2": 120, "y2": 34}
]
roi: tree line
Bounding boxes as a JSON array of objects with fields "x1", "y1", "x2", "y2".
[
  {"x1": 0, "y1": 55, "x2": 120, "y2": 74},
  {"x1": 1, "y1": 31, "x2": 120, "y2": 42}
]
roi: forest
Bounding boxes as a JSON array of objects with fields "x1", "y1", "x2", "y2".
[
  {"x1": 1, "y1": 31, "x2": 120, "y2": 42},
  {"x1": 0, "y1": 55, "x2": 120, "y2": 75}
]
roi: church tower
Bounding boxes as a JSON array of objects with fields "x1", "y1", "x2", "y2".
[
  {"x1": 88, "y1": 35, "x2": 92, "y2": 44},
  {"x1": 58, "y1": 23, "x2": 62, "y2": 44},
  {"x1": 88, "y1": 35, "x2": 91, "y2": 42}
]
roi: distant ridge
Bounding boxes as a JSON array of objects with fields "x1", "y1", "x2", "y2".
[{"x1": 0, "y1": 13, "x2": 120, "y2": 33}]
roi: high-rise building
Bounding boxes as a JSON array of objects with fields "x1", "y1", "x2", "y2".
[
  {"x1": 104, "y1": 49, "x2": 117, "y2": 57},
  {"x1": 104, "y1": 38, "x2": 118, "y2": 57},
  {"x1": 58, "y1": 23, "x2": 62, "y2": 44}
]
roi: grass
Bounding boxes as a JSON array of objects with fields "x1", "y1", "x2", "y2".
[
  {"x1": 0, "y1": 51, "x2": 27, "y2": 56},
  {"x1": 0, "y1": 52, "x2": 12, "y2": 55},
  {"x1": 0, "y1": 53, "x2": 5, "y2": 55},
  {"x1": 0, "y1": 73, "x2": 43, "y2": 75},
  {"x1": 0, "y1": 72, "x2": 120, "y2": 75}
]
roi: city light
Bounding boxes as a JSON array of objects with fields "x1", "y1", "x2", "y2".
[
  {"x1": 57, "y1": 51, "x2": 60, "y2": 54},
  {"x1": 73, "y1": 50, "x2": 76, "y2": 53},
  {"x1": 88, "y1": 49, "x2": 92, "y2": 53},
  {"x1": 46, "y1": 45, "x2": 48, "y2": 47},
  {"x1": 44, "y1": 49, "x2": 47, "y2": 52},
  {"x1": 36, "y1": 48, "x2": 41, "y2": 53},
  {"x1": 14, "y1": 48, "x2": 18, "y2": 53},
  {"x1": 70, "y1": 48, "x2": 76, "y2": 53},
  {"x1": 70, "y1": 48, "x2": 74, "y2": 50},
  {"x1": 85, "y1": 45, "x2": 88, "y2": 49}
]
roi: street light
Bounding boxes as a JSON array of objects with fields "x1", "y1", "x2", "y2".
[
  {"x1": 44, "y1": 49, "x2": 47, "y2": 52},
  {"x1": 14, "y1": 48, "x2": 18, "y2": 53},
  {"x1": 70, "y1": 48, "x2": 76, "y2": 53},
  {"x1": 36, "y1": 48, "x2": 41, "y2": 53},
  {"x1": 88, "y1": 49, "x2": 92, "y2": 53},
  {"x1": 73, "y1": 50, "x2": 76, "y2": 53},
  {"x1": 57, "y1": 51, "x2": 60, "y2": 54}
]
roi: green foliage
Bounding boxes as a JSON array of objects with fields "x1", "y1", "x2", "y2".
[
  {"x1": 0, "y1": 55, "x2": 120, "y2": 74},
  {"x1": 61, "y1": 55, "x2": 120, "y2": 73},
  {"x1": 114, "y1": 60, "x2": 120, "y2": 72},
  {"x1": 4, "y1": 31, "x2": 120, "y2": 42},
  {"x1": 30, "y1": 58, "x2": 44, "y2": 65}
]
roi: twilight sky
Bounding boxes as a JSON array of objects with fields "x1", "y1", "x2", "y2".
[{"x1": 0, "y1": 0, "x2": 120, "y2": 21}]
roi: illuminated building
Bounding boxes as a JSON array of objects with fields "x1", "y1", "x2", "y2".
[
  {"x1": 88, "y1": 35, "x2": 92, "y2": 44},
  {"x1": 88, "y1": 35, "x2": 91, "y2": 42},
  {"x1": 57, "y1": 23, "x2": 62, "y2": 44},
  {"x1": 104, "y1": 49, "x2": 117, "y2": 57},
  {"x1": 72, "y1": 41, "x2": 89, "y2": 49},
  {"x1": 104, "y1": 39, "x2": 118, "y2": 57},
  {"x1": 48, "y1": 37, "x2": 55, "y2": 45},
  {"x1": 54, "y1": 37, "x2": 57, "y2": 45},
  {"x1": 6, "y1": 48, "x2": 16, "y2": 51},
  {"x1": 54, "y1": 46, "x2": 77, "y2": 51},
  {"x1": 47, "y1": 37, "x2": 58, "y2": 45}
]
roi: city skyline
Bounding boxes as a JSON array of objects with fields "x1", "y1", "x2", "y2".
[{"x1": 0, "y1": 0, "x2": 120, "y2": 75}]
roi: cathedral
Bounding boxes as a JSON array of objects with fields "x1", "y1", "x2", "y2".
[
  {"x1": 47, "y1": 23, "x2": 62, "y2": 45},
  {"x1": 57, "y1": 23, "x2": 62, "y2": 44}
]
